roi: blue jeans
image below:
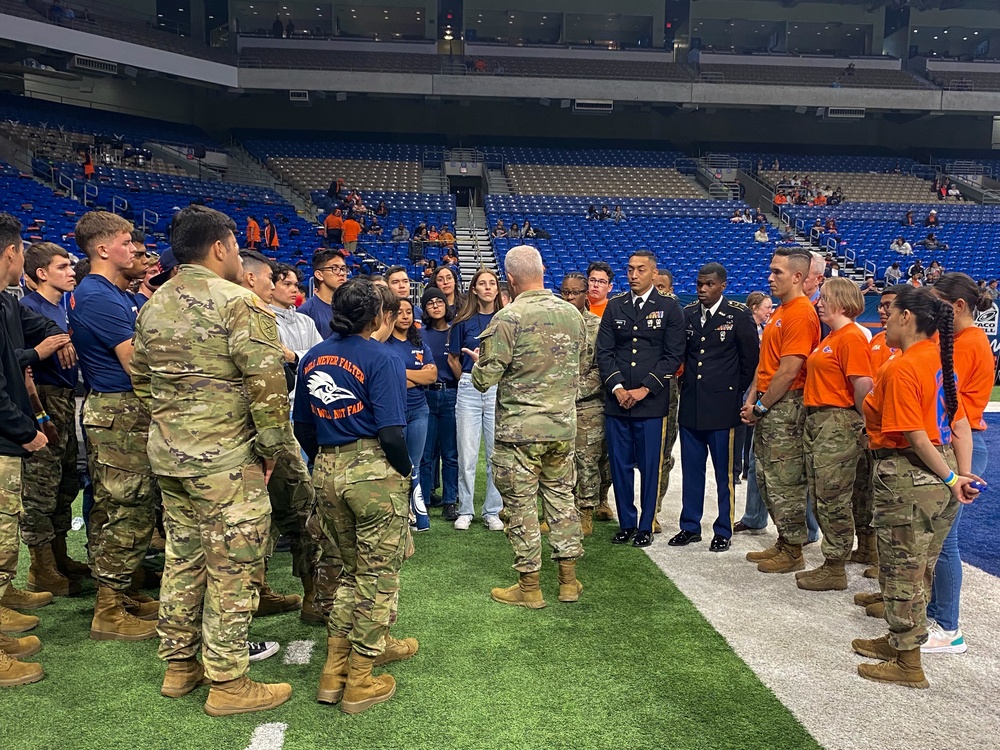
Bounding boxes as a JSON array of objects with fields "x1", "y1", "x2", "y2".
[
  {"x1": 741, "y1": 453, "x2": 820, "y2": 541},
  {"x1": 404, "y1": 402, "x2": 430, "y2": 485},
  {"x1": 456, "y1": 374, "x2": 502, "y2": 518},
  {"x1": 926, "y1": 431, "x2": 988, "y2": 631},
  {"x1": 421, "y1": 387, "x2": 458, "y2": 507}
]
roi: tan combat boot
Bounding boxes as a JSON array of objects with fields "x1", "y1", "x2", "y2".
[
  {"x1": 852, "y1": 634, "x2": 898, "y2": 662},
  {"x1": 757, "y1": 542, "x2": 804, "y2": 574},
  {"x1": 374, "y1": 635, "x2": 419, "y2": 666},
  {"x1": 795, "y1": 560, "x2": 848, "y2": 591},
  {"x1": 557, "y1": 560, "x2": 583, "y2": 603},
  {"x1": 161, "y1": 657, "x2": 210, "y2": 698},
  {"x1": 0, "y1": 605, "x2": 39, "y2": 634},
  {"x1": 1, "y1": 585, "x2": 52, "y2": 611},
  {"x1": 28, "y1": 543, "x2": 80, "y2": 597},
  {"x1": 90, "y1": 586, "x2": 157, "y2": 641},
  {"x1": 854, "y1": 591, "x2": 883, "y2": 608},
  {"x1": 746, "y1": 538, "x2": 785, "y2": 562},
  {"x1": 863, "y1": 565, "x2": 878, "y2": 579},
  {"x1": 123, "y1": 590, "x2": 160, "y2": 621},
  {"x1": 51, "y1": 534, "x2": 91, "y2": 578},
  {"x1": 317, "y1": 637, "x2": 352, "y2": 704},
  {"x1": 204, "y1": 675, "x2": 293, "y2": 716},
  {"x1": 340, "y1": 652, "x2": 396, "y2": 715},
  {"x1": 594, "y1": 502, "x2": 614, "y2": 522},
  {"x1": 579, "y1": 509, "x2": 594, "y2": 537},
  {"x1": 490, "y1": 571, "x2": 547, "y2": 609},
  {"x1": 857, "y1": 647, "x2": 929, "y2": 688},
  {"x1": 0, "y1": 631, "x2": 42, "y2": 659},
  {"x1": 0, "y1": 649, "x2": 44, "y2": 687},
  {"x1": 865, "y1": 601, "x2": 886, "y2": 619},
  {"x1": 300, "y1": 576, "x2": 325, "y2": 625},
  {"x1": 255, "y1": 581, "x2": 302, "y2": 617},
  {"x1": 850, "y1": 530, "x2": 877, "y2": 565}
]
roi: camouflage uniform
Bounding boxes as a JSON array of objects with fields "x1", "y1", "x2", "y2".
[
  {"x1": 0, "y1": 456, "x2": 22, "y2": 601},
  {"x1": 872, "y1": 447, "x2": 959, "y2": 651},
  {"x1": 308, "y1": 510, "x2": 343, "y2": 618},
  {"x1": 20, "y1": 385, "x2": 78, "y2": 547},
  {"x1": 655, "y1": 379, "x2": 680, "y2": 510},
  {"x1": 472, "y1": 288, "x2": 586, "y2": 572},
  {"x1": 131, "y1": 264, "x2": 298, "y2": 682},
  {"x1": 851, "y1": 450, "x2": 874, "y2": 532},
  {"x1": 575, "y1": 312, "x2": 604, "y2": 512},
  {"x1": 316, "y1": 440, "x2": 409, "y2": 655},
  {"x1": 265, "y1": 453, "x2": 317, "y2": 582},
  {"x1": 754, "y1": 392, "x2": 809, "y2": 545},
  {"x1": 82, "y1": 390, "x2": 157, "y2": 590},
  {"x1": 803, "y1": 408, "x2": 864, "y2": 562}
]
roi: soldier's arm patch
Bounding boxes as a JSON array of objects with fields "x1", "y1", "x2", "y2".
[{"x1": 247, "y1": 297, "x2": 280, "y2": 344}]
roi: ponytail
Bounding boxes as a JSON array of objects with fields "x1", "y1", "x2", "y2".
[
  {"x1": 933, "y1": 272, "x2": 994, "y2": 314},
  {"x1": 935, "y1": 301, "x2": 959, "y2": 423}
]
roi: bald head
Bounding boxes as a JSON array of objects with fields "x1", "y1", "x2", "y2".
[{"x1": 504, "y1": 245, "x2": 544, "y2": 297}]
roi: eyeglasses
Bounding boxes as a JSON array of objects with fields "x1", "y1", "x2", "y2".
[
  {"x1": 318, "y1": 265, "x2": 348, "y2": 275},
  {"x1": 587, "y1": 278, "x2": 609, "y2": 286},
  {"x1": 877, "y1": 302, "x2": 893, "y2": 311},
  {"x1": 561, "y1": 289, "x2": 587, "y2": 298}
]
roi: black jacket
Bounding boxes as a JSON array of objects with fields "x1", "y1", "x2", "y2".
[
  {"x1": 596, "y1": 289, "x2": 685, "y2": 419},
  {"x1": 0, "y1": 291, "x2": 61, "y2": 456},
  {"x1": 678, "y1": 297, "x2": 759, "y2": 432}
]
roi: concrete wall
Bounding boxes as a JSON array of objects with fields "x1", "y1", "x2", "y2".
[{"x1": 696, "y1": 53, "x2": 900, "y2": 70}]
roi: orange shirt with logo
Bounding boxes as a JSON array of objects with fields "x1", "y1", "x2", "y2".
[
  {"x1": 864, "y1": 337, "x2": 966, "y2": 450},
  {"x1": 324, "y1": 213, "x2": 343, "y2": 232},
  {"x1": 869, "y1": 330, "x2": 897, "y2": 375},
  {"x1": 342, "y1": 219, "x2": 361, "y2": 243},
  {"x1": 804, "y1": 324, "x2": 872, "y2": 408},
  {"x1": 953, "y1": 325, "x2": 994, "y2": 431},
  {"x1": 757, "y1": 295, "x2": 820, "y2": 393}
]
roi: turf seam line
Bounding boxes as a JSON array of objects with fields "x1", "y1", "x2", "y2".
[
  {"x1": 244, "y1": 722, "x2": 288, "y2": 750},
  {"x1": 282, "y1": 639, "x2": 315, "y2": 665}
]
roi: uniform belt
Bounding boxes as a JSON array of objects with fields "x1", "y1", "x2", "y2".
[
  {"x1": 870, "y1": 444, "x2": 951, "y2": 461},
  {"x1": 757, "y1": 388, "x2": 803, "y2": 400},
  {"x1": 805, "y1": 405, "x2": 850, "y2": 415},
  {"x1": 428, "y1": 381, "x2": 458, "y2": 391},
  {"x1": 319, "y1": 438, "x2": 381, "y2": 455}
]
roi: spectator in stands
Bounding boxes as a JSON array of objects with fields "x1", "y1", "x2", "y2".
[
  {"x1": 890, "y1": 236, "x2": 912, "y2": 255},
  {"x1": 272, "y1": 15, "x2": 284, "y2": 37},
  {"x1": 375, "y1": 201, "x2": 388, "y2": 218},
  {"x1": 772, "y1": 158, "x2": 780, "y2": 171},
  {"x1": 825, "y1": 261, "x2": 842, "y2": 278},
  {"x1": 925, "y1": 260, "x2": 944, "y2": 285},
  {"x1": 341, "y1": 214, "x2": 361, "y2": 255},
  {"x1": 428, "y1": 265, "x2": 464, "y2": 315},
  {"x1": 327, "y1": 178, "x2": 343, "y2": 201},
  {"x1": 285, "y1": 18, "x2": 295, "y2": 37},
  {"x1": 521, "y1": 221, "x2": 535, "y2": 239},
  {"x1": 262, "y1": 216, "x2": 279, "y2": 251},
  {"x1": 754, "y1": 226, "x2": 769, "y2": 243},
  {"x1": 884, "y1": 262, "x2": 902, "y2": 286},
  {"x1": 587, "y1": 205, "x2": 597, "y2": 221},
  {"x1": 843, "y1": 62, "x2": 856, "y2": 77},
  {"x1": 322, "y1": 208, "x2": 343, "y2": 246},
  {"x1": 902, "y1": 210, "x2": 915, "y2": 227},
  {"x1": 82, "y1": 150, "x2": 95, "y2": 181},
  {"x1": 391, "y1": 223, "x2": 410, "y2": 243},
  {"x1": 412, "y1": 222, "x2": 428, "y2": 242},
  {"x1": 423, "y1": 259, "x2": 438, "y2": 279},
  {"x1": 492, "y1": 220, "x2": 507, "y2": 239},
  {"x1": 924, "y1": 209, "x2": 940, "y2": 227},
  {"x1": 598, "y1": 205, "x2": 611, "y2": 221},
  {"x1": 742, "y1": 209, "x2": 754, "y2": 224},
  {"x1": 824, "y1": 217, "x2": 837, "y2": 233},
  {"x1": 246, "y1": 215, "x2": 261, "y2": 250},
  {"x1": 860, "y1": 276, "x2": 878, "y2": 295},
  {"x1": 813, "y1": 192, "x2": 827, "y2": 207},
  {"x1": 49, "y1": 1, "x2": 64, "y2": 21},
  {"x1": 916, "y1": 232, "x2": 949, "y2": 251},
  {"x1": 427, "y1": 226, "x2": 440, "y2": 245},
  {"x1": 907, "y1": 258, "x2": 925, "y2": 278},
  {"x1": 300, "y1": 248, "x2": 347, "y2": 337},
  {"x1": 366, "y1": 217, "x2": 383, "y2": 239},
  {"x1": 613, "y1": 205, "x2": 625, "y2": 223},
  {"x1": 586, "y1": 261, "x2": 614, "y2": 317},
  {"x1": 438, "y1": 225, "x2": 456, "y2": 250},
  {"x1": 908, "y1": 270, "x2": 923, "y2": 288},
  {"x1": 730, "y1": 209, "x2": 743, "y2": 223},
  {"x1": 507, "y1": 222, "x2": 520, "y2": 240},
  {"x1": 947, "y1": 182, "x2": 963, "y2": 201},
  {"x1": 986, "y1": 279, "x2": 999, "y2": 300}
]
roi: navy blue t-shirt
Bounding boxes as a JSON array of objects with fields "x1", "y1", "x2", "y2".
[
  {"x1": 422, "y1": 325, "x2": 456, "y2": 384},
  {"x1": 20, "y1": 291, "x2": 78, "y2": 389},
  {"x1": 384, "y1": 335, "x2": 434, "y2": 411},
  {"x1": 299, "y1": 295, "x2": 333, "y2": 338},
  {"x1": 448, "y1": 312, "x2": 495, "y2": 373},
  {"x1": 293, "y1": 333, "x2": 406, "y2": 446},
  {"x1": 68, "y1": 274, "x2": 136, "y2": 393}
]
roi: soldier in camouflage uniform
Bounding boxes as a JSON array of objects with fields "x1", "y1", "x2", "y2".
[
  {"x1": 472, "y1": 246, "x2": 586, "y2": 609},
  {"x1": 559, "y1": 272, "x2": 601, "y2": 537},
  {"x1": 131, "y1": 206, "x2": 294, "y2": 716}
]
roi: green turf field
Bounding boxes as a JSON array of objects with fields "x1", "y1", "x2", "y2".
[
  {"x1": 2, "y1": 496, "x2": 821, "y2": 750},
  {"x1": 992, "y1": 385, "x2": 1000, "y2": 402}
]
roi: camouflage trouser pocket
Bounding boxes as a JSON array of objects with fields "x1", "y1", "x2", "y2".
[
  {"x1": 872, "y1": 458, "x2": 916, "y2": 527},
  {"x1": 370, "y1": 572, "x2": 399, "y2": 627},
  {"x1": 221, "y1": 466, "x2": 271, "y2": 565},
  {"x1": 490, "y1": 447, "x2": 520, "y2": 501}
]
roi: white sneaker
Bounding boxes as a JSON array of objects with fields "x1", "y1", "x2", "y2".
[
  {"x1": 921, "y1": 623, "x2": 967, "y2": 654},
  {"x1": 484, "y1": 515, "x2": 504, "y2": 532},
  {"x1": 248, "y1": 641, "x2": 280, "y2": 662},
  {"x1": 454, "y1": 514, "x2": 473, "y2": 531}
]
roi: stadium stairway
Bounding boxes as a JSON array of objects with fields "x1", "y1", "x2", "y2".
[{"x1": 455, "y1": 205, "x2": 498, "y2": 285}]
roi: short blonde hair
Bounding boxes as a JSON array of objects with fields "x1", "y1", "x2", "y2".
[
  {"x1": 74, "y1": 211, "x2": 133, "y2": 259},
  {"x1": 821, "y1": 277, "x2": 865, "y2": 319}
]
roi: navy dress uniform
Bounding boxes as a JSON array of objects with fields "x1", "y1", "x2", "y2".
[
  {"x1": 596, "y1": 288, "x2": 685, "y2": 542},
  {"x1": 672, "y1": 298, "x2": 758, "y2": 550}
]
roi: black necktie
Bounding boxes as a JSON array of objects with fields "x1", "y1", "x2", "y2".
[
  {"x1": 634, "y1": 298, "x2": 643, "y2": 315},
  {"x1": 705, "y1": 308, "x2": 713, "y2": 325}
]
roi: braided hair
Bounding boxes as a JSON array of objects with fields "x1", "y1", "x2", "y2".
[
  {"x1": 330, "y1": 277, "x2": 382, "y2": 336},
  {"x1": 892, "y1": 286, "x2": 959, "y2": 423},
  {"x1": 932, "y1": 272, "x2": 995, "y2": 316}
]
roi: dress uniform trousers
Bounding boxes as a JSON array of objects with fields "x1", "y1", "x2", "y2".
[
  {"x1": 679, "y1": 425, "x2": 736, "y2": 539},
  {"x1": 606, "y1": 415, "x2": 665, "y2": 534}
]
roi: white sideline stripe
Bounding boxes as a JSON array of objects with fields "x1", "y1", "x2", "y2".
[
  {"x1": 282, "y1": 639, "x2": 315, "y2": 665},
  {"x1": 244, "y1": 723, "x2": 287, "y2": 750},
  {"x1": 984, "y1": 402, "x2": 1000, "y2": 413},
  {"x1": 634, "y1": 443, "x2": 1000, "y2": 750}
]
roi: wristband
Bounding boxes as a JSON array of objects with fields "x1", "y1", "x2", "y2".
[
  {"x1": 942, "y1": 471, "x2": 958, "y2": 487},
  {"x1": 755, "y1": 400, "x2": 768, "y2": 414},
  {"x1": 37, "y1": 415, "x2": 51, "y2": 425},
  {"x1": 35, "y1": 411, "x2": 48, "y2": 420}
]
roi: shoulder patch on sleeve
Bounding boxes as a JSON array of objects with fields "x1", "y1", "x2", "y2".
[
  {"x1": 244, "y1": 296, "x2": 279, "y2": 342},
  {"x1": 610, "y1": 291, "x2": 629, "y2": 300},
  {"x1": 684, "y1": 300, "x2": 699, "y2": 309}
]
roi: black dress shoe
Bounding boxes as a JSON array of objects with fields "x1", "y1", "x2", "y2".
[
  {"x1": 734, "y1": 477, "x2": 742, "y2": 486},
  {"x1": 709, "y1": 535, "x2": 731, "y2": 552},
  {"x1": 632, "y1": 530, "x2": 653, "y2": 548},
  {"x1": 611, "y1": 528, "x2": 636, "y2": 545},
  {"x1": 667, "y1": 530, "x2": 702, "y2": 547}
]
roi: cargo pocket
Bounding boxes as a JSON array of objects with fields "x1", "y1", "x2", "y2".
[
  {"x1": 370, "y1": 572, "x2": 399, "y2": 626},
  {"x1": 490, "y1": 448, "x2": 519, "y2": 498},
  {"x1": 221, "y1": 469, "x2": 272, "y2": 565},
  {"x1": 871, "y1": 461, "x2": 913, "y2": 528}
]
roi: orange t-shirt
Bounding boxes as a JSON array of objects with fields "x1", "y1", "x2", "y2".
[
  {"x1": 869, "y1": 331, "x2": 897, "y2": 375},
  {"x1": 864, "y1": 337, "x2": 966, "y2": 450},
  {"x1": 804, "y1": 324, "x2": 872, "y2": 408},
  {"x1": 342, "y1": 219, "x2": 361, "y2": 243},
  {"x1": 757, "y1": 295, "x2": 820, "y2": 393},
  {"x1": 589, "y1": 298, "x2": 608, "y2": 318},
  {"x1": 323, "y1": 214, "x2": 343, "y2": 232},
  {"x1": 953, "y1": 325, "x2": 994, "y2": 431},
  {"x1": 246, "y1": 220, "x2": 260, "y2": 243}
]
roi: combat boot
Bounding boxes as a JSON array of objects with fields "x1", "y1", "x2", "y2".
[
  {"x1": 854, "y1": 591, "x2": 883, "y2": 608},
  {"x1": 255, "y1": 581, "x2": 302, "y2": 617},
  {"x1": 27, "y1": 543, "x2": 80, "y2": 597},
  {"x1": 1, "y1": 585, "x2": 52, "y2": 611},
  {"x1": 90, "y1": 586, "x2": 157, "y2": 641},
  {"x1": 652, "y1": 518, "x2": 662, "y2": 535},
  {"x1": 123, "y1": 590, "x2": 160, "y2": 621},
  {"x1": 51, "y1": 534, "x2": 91, "y2": 579},
  {"x1": 300, "y1": 579, "x2": 325, "y2": 625},
  {"x1": 373, "y1": 635, "x2": 419, "y2": 666},
  {"x1": 539, "y1": 520, "x2": 550, "y2": 535},
  {"x1": 317, "y1": 637, "x2": 352, "y2": 704},
  {"x1": 340, "y1": 652, "x2": 396, "y2": 715},
  {"x1": 557, "y1": 560, "x2": 583, "y2": 603},
  {"x1": 865, "y1": 601, "x2": 886, "y2": 619},
  {"x1": 0, "y1": 649, "x2": 44, "y2": 687},
  {"x1": 850, "y1": 530, "x2": 877, "y2": 565},
  {"x1": 0, "y1": 606, "x2": 39, "y2": 634},
  {"x1": 795, "y1": 560, "x2": 847, "y2": 591},
  {"x1": 594, "y1": 502, "x2": 614, "y2": 522},
  {"x1": 863, "y1": 565, "x2": 878, "y2": 579},
  {"x1": 579, "y1": 509, "x2": 594, "y2": 537},
  {"x1": 491, "y1": 571, "x2": 547, "y2": 610},
  {"x1": 204, "y1": 675, "x2": 292, "y2": 716},
  {"x1": 161, "y1": 657, "x2": 210, "y2": 698},
  {"x1": 746, "y1": 538, "x2": 785, "y2": 562},
  {"x1": 0, "y1": 631, "x2": 42, "y2": 659},
  {"x1": 757, "y1": 542, "x2": 804, "y2": 574},
  {"x1": 131, "y1": 567, "x2": 161, "y2": 591},
  {"x1": 857, "y1": 647, "x2": 929, "y2": 689},
  {"x1": 852, "y1": 634, "x2": 897, "y2": 662}
]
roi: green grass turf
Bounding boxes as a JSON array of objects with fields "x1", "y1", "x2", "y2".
[
  {"x1": 992, "y1": 385, "x2": 1000, "y2": 402},
  {"x1": 1, "y1": 470, "x2": 821, "y2": 750}
]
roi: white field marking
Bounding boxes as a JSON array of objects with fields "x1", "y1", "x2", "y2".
[
  {"x1": 245, "y1": 723, "x2": 287, "y2": 750},
  {"x1": 282, "y1": 639, "x2": 315, "y2": 665},
  {"x1": 984, "y1": 402, "x2": 1000, "y2": 413}
]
